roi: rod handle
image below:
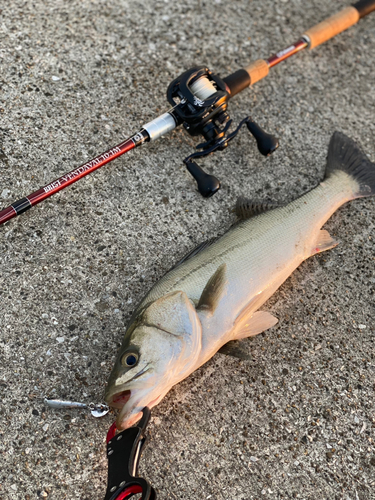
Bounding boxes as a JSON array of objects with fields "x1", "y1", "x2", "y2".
[
  {"x1": 303, "y1": 5, "x2": 361, "y2": 50},
  {"x1": 223, "y1": 0, "x2": 375, "y2": 95},
  {"x1": 243, "y1": 59, "x2": 269, "y2": 86},
  {"x1": 223, "y1": 60, "x2": 269, "y2": 97}
]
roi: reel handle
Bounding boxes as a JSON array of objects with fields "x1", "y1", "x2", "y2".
[
  {"x1": 184, "y1": 160, "x2": 221, "y2": 198},
  {"x1": 246, "y1": 119, "x2": 279, "y2": 156}
]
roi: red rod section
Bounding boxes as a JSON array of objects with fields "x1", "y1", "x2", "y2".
[
  {"x1": 0, "y1": 134, "x2": 143, "y2": 227},
  {"x1": 0, "y1": 206, "x2": 16, "y2": 226},
  {"x1": 267, "y1": 38, "x2": 308, "y2": 68},
  {"x1": 28, "y1": 138, "x2": 135, "y2": 205}
]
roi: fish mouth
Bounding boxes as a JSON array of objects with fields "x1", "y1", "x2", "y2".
[
  {"x1": 114, "y1": 389, "x2": 166, "y2": 430},
  {"x1": 115, "y1": 387, "x2": 148, "y2": 430},
  {"x1": 106, "y1": 385, "x2": 154, "y2": 429},
  {"x1": 105, "y1": 366, "x2": 166, "y2": 429},
  {"x1": 105, "y1": 366, "x2": 150, "y2": 409},
  {"x1": 108, "y1": 390, "x2": 132, "y2": 409}
]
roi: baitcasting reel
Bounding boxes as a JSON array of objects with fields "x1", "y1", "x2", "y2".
[{"x1": 167, "y1": 66, "x2": 279, "y2": 197}]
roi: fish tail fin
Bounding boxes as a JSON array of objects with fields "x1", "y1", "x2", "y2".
[{"x1": 325, "y1": 132, "x2": 375, "y2": 198}]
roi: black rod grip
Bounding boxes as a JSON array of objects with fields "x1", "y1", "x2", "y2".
[
  {"x1": 223, "y1": 69, "x2": 251, "y2": 97},
  {"x1": 352, "y1": 0, "x2": 375, "y2": 18}
]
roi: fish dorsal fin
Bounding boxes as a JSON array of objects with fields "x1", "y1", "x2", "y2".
[
  {"x1": 233, "y1": 310, "x2": 278, "y2": 340},
  {"x1": 171, "y1": 237, "x2": 219, "y2": 271},
  {"x1": 235, "y1": 196, "x2": 279, "y2": 220},
  {"x1": 310, "y1": 229, "x2": 339, "y2": 256},
  {"x1": 197, "y1": 263, "x2": 227, "y2": 314},
  {"x1": 143, "y1": 291, "x2": 201, "y2": 339}
]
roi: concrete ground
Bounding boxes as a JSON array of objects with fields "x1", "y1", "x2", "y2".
[{"x1": 0, "y1": 0, "x2": 374, "y2": 499}]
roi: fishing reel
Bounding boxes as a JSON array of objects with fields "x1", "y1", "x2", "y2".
[{"x1": 167, "y1": 67, "x2": 279, "y2": 197}]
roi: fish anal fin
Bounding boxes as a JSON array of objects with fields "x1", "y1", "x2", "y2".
[
  {"x1": 311, "y1": 229, "x2": 339, "y2": 256},
  {"x1": 233, "y1": 310, "x2": 278, "y2": 340},
  {"x1": 218, "y1": 340, "x2": 252, "y2": 361},
  {"x1": 197, "y1": 263, "x2": 227, "y2": 314}
]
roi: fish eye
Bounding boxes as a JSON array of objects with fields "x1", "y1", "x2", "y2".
[{"x1": 121, "y1": 352, "x2": 139, "y2": 367}]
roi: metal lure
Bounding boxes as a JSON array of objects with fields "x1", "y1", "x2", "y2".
[{"x1": 44, "y1": 398, "x2": 110, "y2": 417}]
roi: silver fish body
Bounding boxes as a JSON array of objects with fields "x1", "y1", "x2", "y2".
[{"x1": 105, "y1": 132, "x2": 375, "y2": 429}]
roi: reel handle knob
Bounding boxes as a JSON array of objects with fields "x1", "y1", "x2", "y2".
[
  {"x1": 185, "y1": 160, "x2": 221, "y2": 198},
  {"x1": 246, "y1": 119, "x2": 279, "y2": 156}
]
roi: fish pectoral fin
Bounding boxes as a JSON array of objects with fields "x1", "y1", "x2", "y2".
[
  {"x1": 197, "y1": 263, "x2": 227, "y2": 314},
  {"x1": 310, "y1": 229, "x2": 339, "y2": 256},
  {"x1": 232, "y1": 310, "x2": 278, "y2": 339}
]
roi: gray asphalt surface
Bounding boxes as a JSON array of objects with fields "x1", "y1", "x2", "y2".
[{"x1": 0, "y1": 1, "x2": 374, "y2": 499}]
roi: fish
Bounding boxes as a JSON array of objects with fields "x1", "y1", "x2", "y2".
[{"x1": 105, "y1": 132, "x2": 375, "y2": 430}]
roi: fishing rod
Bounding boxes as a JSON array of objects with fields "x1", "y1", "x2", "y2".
[{"x1": 1, "y1": 0, "x2": 374, "y2": 228}]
